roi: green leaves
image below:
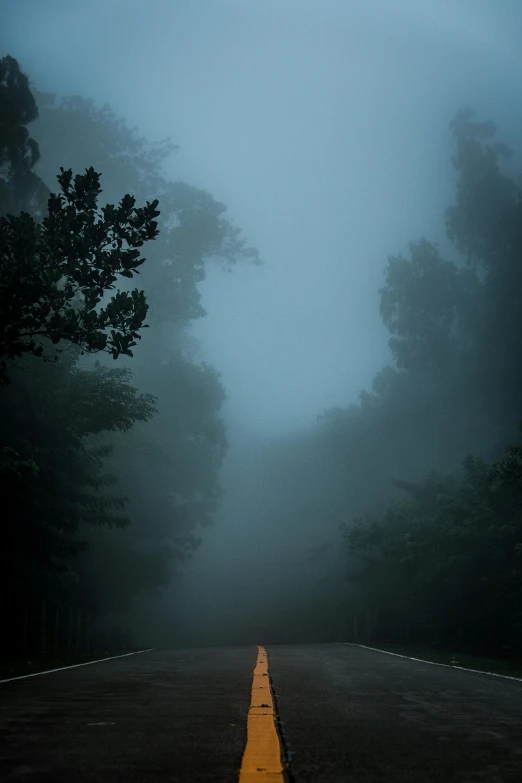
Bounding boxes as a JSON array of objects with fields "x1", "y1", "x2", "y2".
[
  {"x1": 343, "y1": 443, "x2": 522, "y2": 647},
  {"x1": 0, "y1": 349, "x2": 157, "y2": 594},
  {"x1": 0, "y1": 56, "x2": 49, "y2": 218},
  {"x1": 379, "y1": 238, "x2": 479, "y2": 374},
  {"x1": 33, "y1": 93, "x2": 261, "y2": 326},
  {"x1": 0, "y1": 167, "x2": 160, "y2": 383}
]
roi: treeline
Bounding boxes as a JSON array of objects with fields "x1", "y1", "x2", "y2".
[
  {"x1": 223, "y1": 108, "x2": 522, "y2": 655},
  {"x1": 0, "y1": 55, "x2": 258, "y2": 657},
  {"x1": 344, "y1": 447, "x2": 522, "y2": 651},
  {"x1": 336, "y1": 109, "x2": 522, "y2": 654}
]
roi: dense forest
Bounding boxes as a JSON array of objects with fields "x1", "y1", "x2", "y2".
[
  {"x1": 2, "y1": 51, "x2": 522, "y2": 662},
  {"x1": 202, "y1": 107, "x2": 522, "y2": 655},
  {"x1": 0, "y1": 54, "x2": 259, "y2": 657},
  {"x1": 337, "y1": 107, "x2": 522, "y2": 653}
]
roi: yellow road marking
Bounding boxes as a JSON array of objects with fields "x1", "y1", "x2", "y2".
[{"x1": 238, "y1": 646, "x2": 285, "y2": 782}]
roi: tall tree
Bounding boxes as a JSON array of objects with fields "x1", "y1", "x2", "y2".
[
  {"x1": 22, "y1": 80, "x2": 261, "y2": 622},
  {"x1": 0, "y1": 55, "x2": 48, "y2": 216},
  {"x1": 0, "y1": 350, "x2": 156, "y2": 606},
  {"x1": 32, "y1": 92, "x2": 260, "y2": 328},
  {"x1": 445, "y1": 107, "x2": 522, "y2": 429},
  {"x1": 379, "y1": 238, "x2": 479, "y2": 375},
  {"x1": 0, "y1": 167, "x2": 159, "y2": 384}
]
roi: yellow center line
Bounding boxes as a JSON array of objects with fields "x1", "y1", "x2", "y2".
[{"x1": 238, "y1": 645, "x2": 286, "y2": 782}]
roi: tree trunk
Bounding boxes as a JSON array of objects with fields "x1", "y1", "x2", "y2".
[
  {"x1": 67, "y1": 605, "x2": 74, "y2": 653},
  {"x1": 21, "y1": 597, "x2": 28, "y2": 657},
  {"x1": 84, "y1": 611, "x2": 90, "y2": 652},
  {"x1": 40, "y1": 598, "x2": 47, "y2": 656},
  {"x1": 76, "y1": 609, "x2": 82, "y2": 651},
  {"x1": 53, "y1": 605, "x2": 60, "y2": 654}
]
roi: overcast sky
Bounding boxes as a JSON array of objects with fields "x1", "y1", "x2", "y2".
[{"x1": 4, "y1": 0, "x2": 522, "y2": 437}]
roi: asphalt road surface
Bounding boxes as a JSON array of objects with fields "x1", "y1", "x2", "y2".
[
  {"x1": 270, "y1": 644, "x2": 522, "y2": 782},
  {"x1": 1, "y1": 643, "x2": 522, "y2": 782}
]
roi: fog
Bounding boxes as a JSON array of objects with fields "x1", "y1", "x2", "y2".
[
  {"x1": 3, "y1": 0, "x2": 522, "y2": 654},
  {"x1": 7, "y1": 0, "x2": 514, "y2": 435}
]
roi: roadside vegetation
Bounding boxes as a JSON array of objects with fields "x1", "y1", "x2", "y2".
[
  {"x1": 364, "y1": 644, "x2": 522, "y2": 680},
  {"x1": 218, "y1": 108, "x2": 522, "y2": 662},
  {"x1": 338, "y1": 110, "x2": 522, "y2": 657},
  {"x1": 0, "y1": 646, "x2": 148, "y2": 683},
  {"x1": 3, "y1": 52, "x2": 522, "y2": 665},
  {"x1": 0, "y1": 55, "x2": 259, "y2": 662}
]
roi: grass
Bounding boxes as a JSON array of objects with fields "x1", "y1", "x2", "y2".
[
  {"x1": 363, "y1": 641, "x2": 522, "y2": 679},
  {"x1": 0, "y1": 647, "x2": 149, "y2": 681}
]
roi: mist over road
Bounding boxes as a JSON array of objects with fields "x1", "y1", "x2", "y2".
[{"x1": 2, "y1": 645, "x2": 522, "y2": 781}]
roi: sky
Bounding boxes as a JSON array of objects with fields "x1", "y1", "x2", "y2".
[{"x1": 3, "y1": 0, "x2": 522, "y2": 438}]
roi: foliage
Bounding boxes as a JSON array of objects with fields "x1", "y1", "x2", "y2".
[
  {"x1": 0, "y1": 167, "x2": 159, "y2": 383},
  {"x1": 0, "y1": 55, "x2": 48, "y2": 216},
  {"x1": 75, "y1": 354, "x2": 229, "y2": 613},
  {"x1": 332, "y1": 110, "x2": 522, "y2": 653},
  {"x1": 380, "y1": 238, "x2": 480, "y2": 374},
  {"x1": 23, "y1": 84, "x2": 259, "y2": 617},
  {"x1": 249, "y1": 107, "x2": 522, "y2": 649},
  {"x1": 0, "y1": 55, "x2": 261, "y2": 637},
  {"x1": 32, "y1": 92, "x2": 261, "y2": 325},
  {"x1": 0, "y1": 349, "x2": 157, "y2": 598},
  {"x1": 342, "y1": 446, "x2": 522, "y2": 649}
]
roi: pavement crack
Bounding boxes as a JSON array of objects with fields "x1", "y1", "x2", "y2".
[{"x1": 265, "y1": 648, "x2": 296, "y2": 783}]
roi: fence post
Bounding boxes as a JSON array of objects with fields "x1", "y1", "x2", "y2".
[
  {"x1": 365, "y1": 610, "x2": 371, "y2": 645},
  {"x1": 353, "y1": 613, "x2": 358, "y2": 643}
]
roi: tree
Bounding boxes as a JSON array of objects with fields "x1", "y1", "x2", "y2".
[
  {"x1": 0, "y1": 167, "x2": 160, "y2": 384},
  {"x1": 75, "y1": 353, "x2": 229, "y2": 614},
  {"x1": 0, "y1": 64, "x2": 260, "y2": 634},
  {"x1": 32, "y1": 92, "x2": 261, "y2": 327},
  {"x1": 342, "y1": 444, "x2": 522, "y2": 651},
  {"x1": 379, "y1": 238, "x2": 479, "y2": 374},
  {"x1": 0, "y1": 350, "x2": 157, "y2": 602},
  {"x1": 0, "y1": 55, "x2": 48, "y2": 216},
  {"x1": 445, "y1": 107, "x2": 522, "y2": 428},
  {"x1": 26, "y1": 87, "x2": 260, "y2": 620}
]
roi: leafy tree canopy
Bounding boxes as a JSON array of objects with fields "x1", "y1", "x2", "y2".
[
  {"x1": 0, "y1": 166, "x2": 160, "y2": 383},
  {"x1": 0, "y1": 349, "x2": 157, "y2": 595},
  {"x1": 0, "y1": 55, "x2": 48, "y2": 216},
  {"x1": 32, "y1": 92, "x2": 261, "y2": 324},
  {"x1": 379, "y1": 238, "x2": 479, "y2": 373}
]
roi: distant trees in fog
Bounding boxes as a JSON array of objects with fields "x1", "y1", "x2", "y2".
[
  {"x1": 238, "y1": 108, "x2": 522, "y2": 654},
  {"x1": 0, "y1": 55, "x2": 259, "y2": 656},
  {"x1": 339, "y1": 108, "x2": 522, "y2": 653}
]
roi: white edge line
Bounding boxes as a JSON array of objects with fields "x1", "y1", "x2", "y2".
[
  {"x1": 345, "y1": 643, "x2": 522, "y2": 682},
  {"x1": 0, "y1": 648, "x2": 156, "y2": 684}
]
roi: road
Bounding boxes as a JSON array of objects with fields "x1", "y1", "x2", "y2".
[{"x1": 1, "y1": 643, "x2": 522, "y2": 781}]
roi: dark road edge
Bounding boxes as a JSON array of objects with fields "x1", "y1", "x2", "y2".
[
  {"x1": 266, "y1": 647, "x2": 296, "y2": 783},
  {"x1": 347, "y1": 643, "x2": 522, "y2": 682},
  {"x1": 0, "y1": 648, "x2": 156, "y2": 684}
]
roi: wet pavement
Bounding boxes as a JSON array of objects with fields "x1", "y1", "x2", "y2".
[
  {"x1": 2, "y1": 643, "x2": 522, "y2": 781},
  {"x1": 0, "y1": 647, "x2": 254, "y2": 782},
  {"x1": 269, "y1": 643, "x2": 522, "y2": 782}
]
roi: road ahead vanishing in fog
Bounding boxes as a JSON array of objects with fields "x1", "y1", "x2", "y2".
[{"x1": 1, "y1": 644, "x2": 522, "y2": 782}]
